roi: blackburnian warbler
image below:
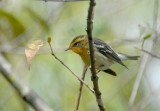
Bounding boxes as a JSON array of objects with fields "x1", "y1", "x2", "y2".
[{"x1": 65, "y1": 35, "x2": 139, "y2": 76}]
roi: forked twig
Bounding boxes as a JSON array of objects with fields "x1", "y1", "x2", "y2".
[
  {"x1": 128, "y1": 0, "x2": 159, "y2": 110},
  {"x1": 47, "y1": 38, "x2": 95, "y2": 94},
  {"x1": 75, "y1": 65, "x2": 88, "y2": 111}
]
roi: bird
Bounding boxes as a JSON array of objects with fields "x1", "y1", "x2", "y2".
[{"x1": 65, "y1": 35, "x2": 139, "y2": 76}]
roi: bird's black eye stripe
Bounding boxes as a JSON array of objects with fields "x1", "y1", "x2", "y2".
[{"x1": 74, "y1": 42, "x2": 79, "y2": 46}]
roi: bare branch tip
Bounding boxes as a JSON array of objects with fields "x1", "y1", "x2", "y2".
[{"x1": 48, "y1": 37, "x2": 51, "y2": 44}]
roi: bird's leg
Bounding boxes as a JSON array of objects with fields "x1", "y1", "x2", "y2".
[
  {"x1": 95, "y1": 65, "x2": 104, "y2": 74},
  {"x1": 96, "y1": 69, "x2": 101, "y2": 74},
  {"x1": 89, "y1": 63, "x2": 104, "y2": 74},
  {"x1": 96, "y1": 65, "x2": 104, "y2": 69},
  {"x1": 89, "y1": 65, "x2": 100, "y2": 74}
]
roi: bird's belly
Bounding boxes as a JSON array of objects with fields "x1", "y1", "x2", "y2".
[{"x1": 95, "y1": 52, "x2": 114, "y2": 71}]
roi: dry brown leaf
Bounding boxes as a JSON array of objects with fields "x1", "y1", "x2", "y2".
[{"x1": 25, "y1": 40, "x2": 45, "y2": 69}]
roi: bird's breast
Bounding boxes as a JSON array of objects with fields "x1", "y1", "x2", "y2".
[
  {"x1": 80, "y1": 51, "x2": 90, "y2": 66},
  {"x1": 80, "y1": 50, "x2": 114, "y2": 70}
]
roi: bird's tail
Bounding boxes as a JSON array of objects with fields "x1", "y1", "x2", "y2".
[{"x1": 118, "y1": 53, "x2": 140, "y2": 61}]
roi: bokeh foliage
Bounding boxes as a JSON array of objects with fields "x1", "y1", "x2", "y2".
[{"x1": 0, "y1": 0, "x2": 160, "y2": 111}]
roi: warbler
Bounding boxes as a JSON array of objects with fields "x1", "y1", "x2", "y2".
[{"x1": 65, "y1": 35, "x2": 139, "y2": 76}]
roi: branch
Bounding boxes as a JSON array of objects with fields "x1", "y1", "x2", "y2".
[
  {"x1": 128, "y1": 44, "x2": 153, "y2": 111},
  {"x1": 75, "y1": 65, "x2": 88, "y2": 111},
  {"x1": 48, "y1": 38, "x2": 95, "y2": 94},
  {"x1": 136, "y1": 48, "x2": 160, "y2": 60},
  {"x1": 86, "y1": 0, "x2": 105, "y2": 111},
  {"x1": 0, "y1": 54, "x2": 54, "y2": 111},
  {"x1": 128, "y1": 0, "x2": 159, "y2": 110}
]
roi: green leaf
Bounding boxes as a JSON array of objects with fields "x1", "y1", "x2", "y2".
[
  {"x1": 144, "y1": 34, "x2": 152, "y2": 40},
  {"x1": 141, "y1": 34, "x2": 152, "y2": 48},
  {"x1": 0, "y1": 10, "x2": 25, "y2": 37}
]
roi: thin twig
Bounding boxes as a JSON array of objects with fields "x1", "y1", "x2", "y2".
[
  {"x1": 48, "y1": 38, "x2": 95, "y2": 94},
  {"x1": 0, "y1": 54, "x2": 54, "y2": 111},
  {"x1": 86, "y1": 0, "x2": 105, "y2": 111},
  {"x1": 75, "y1": 65, "x2": 88, "y2": 111},
  {"x1": 136, "y1": 47, "x2": 160, "y2": 59},
  {"x1": 128, "y1": 44, "x2": 153, "y2": 111},
  {"x1": 128, "y1": 0, "x2": 159, "y2": 110},
  {"x1": 128, "y1": 26, "x2": 155, "y2": 111}
]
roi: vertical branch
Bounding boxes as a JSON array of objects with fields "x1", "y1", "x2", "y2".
[
  {"x1": 75, "y1": 65, "x2": 88, "y2": 111},
  {"x1": 86, "y1": 0, "x2": 105, "y2": 111},
  {"x1": 128, "y1": 0, "x2": 159, "y2": 110},
  {"x1": 128, "y1": 43, "x2": 153, "y2": 111}
]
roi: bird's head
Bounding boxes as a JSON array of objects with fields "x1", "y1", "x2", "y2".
[{"x1": 65, "y1": 35, "x2": 88, "y2": 55}]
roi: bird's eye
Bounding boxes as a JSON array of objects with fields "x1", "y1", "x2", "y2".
[{"x1": 74, "y1": 42, "x2": 78, "y2": 46}]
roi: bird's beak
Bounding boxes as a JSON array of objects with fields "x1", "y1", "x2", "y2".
[{"x1": 65, "y1": 47, "x2": 71, "y2": 51}]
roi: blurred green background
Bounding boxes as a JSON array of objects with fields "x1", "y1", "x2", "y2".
[{"x1": 0, "y1": 0, "x2": 160, "y2": 111}]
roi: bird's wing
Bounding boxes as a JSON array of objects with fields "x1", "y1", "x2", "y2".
[{"x1": 93, "y1": 38, "x2": 127, "y2": 68}]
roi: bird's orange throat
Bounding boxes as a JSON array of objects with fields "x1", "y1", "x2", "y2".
[
  {"x1": 72, "y1": 47, "x2": 86, "y2": 56},
  {"x1": 72, "y1": 48, "x2": 90, "y2": 66}
]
